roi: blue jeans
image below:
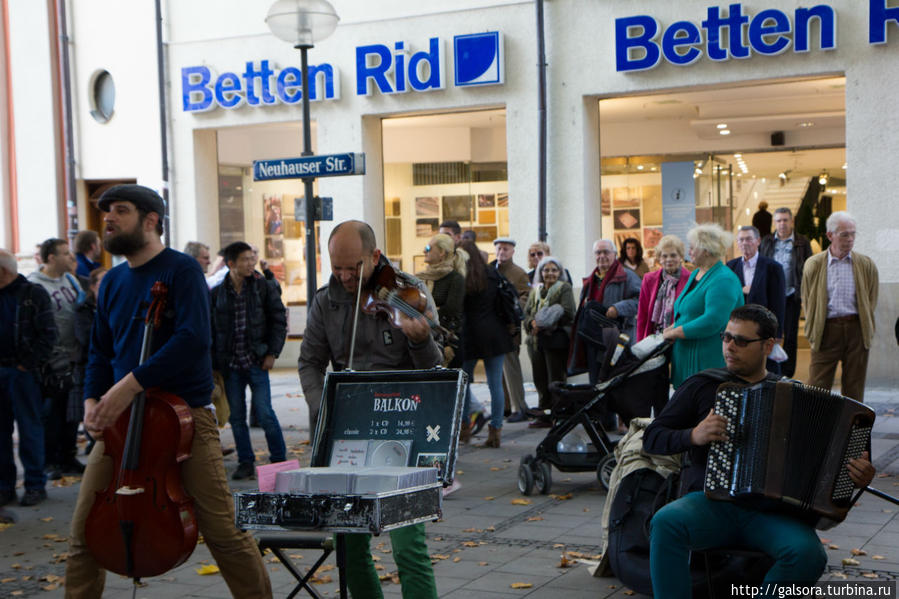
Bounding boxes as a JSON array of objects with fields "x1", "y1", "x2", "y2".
[
  {"x1": 649, "y1": 491, "x2": 827, "y2": 599},
  {"x1": 224, "y1": 366, "x2": 286, "y2": 465},
  {"x1": 0, "y1": 367, "x2": 45, "y2": 491},
  {"x1": 462, "y1": 354, "x2": 505, "y2": 429}
]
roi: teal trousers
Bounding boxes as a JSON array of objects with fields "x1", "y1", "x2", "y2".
[
  {"x1": 649, "y1": 491, "x2": 827, "y2": 599},
  {"x1": 343, "y1": 523, "x2": 437, "y2": 598}
]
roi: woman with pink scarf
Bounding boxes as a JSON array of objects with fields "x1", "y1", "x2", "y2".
[{"x1": 635, "y1": 235, "x2": 691, "y2": 341}]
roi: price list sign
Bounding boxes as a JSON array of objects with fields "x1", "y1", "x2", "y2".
[{"x1": 312, "y1": 370, "x2": 466, "y2": 483}]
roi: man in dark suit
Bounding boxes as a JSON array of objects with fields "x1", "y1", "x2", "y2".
[
  {"x1": 727, "y1": 226, "x2": 786, "y2": 373},
  {"x1": 759, "y1": 207, "x2": 812, "y2": 378}
]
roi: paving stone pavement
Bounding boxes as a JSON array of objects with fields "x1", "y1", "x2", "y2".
[{"x1": 0, "y1": 370, "x2": 897, "y2": 598}]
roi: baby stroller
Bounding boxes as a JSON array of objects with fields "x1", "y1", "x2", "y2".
[{"x1": 518, "y1": 332, "x2": 670, "y2": 496}]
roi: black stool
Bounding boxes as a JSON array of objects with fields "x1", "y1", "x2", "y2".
[{"x1": 257, "y1": 533, "x2": 334, "y2": 599}]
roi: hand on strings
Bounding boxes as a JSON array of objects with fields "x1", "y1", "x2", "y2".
[
  {"x1": 82, "y1": 398, "x2": 103, "y2": 439},
  {"x1": 399, "y1": 310, "x2": 432, "y2": 344},
  {"x1": 86, "y1": 372, "x2": 143, "y2": 431},
  {"x1": 848, "y1": 451, "x2": 875, "y2": 488},
  {"x1": 690, "y1": 409, "x2": 729, "y2": 446}
]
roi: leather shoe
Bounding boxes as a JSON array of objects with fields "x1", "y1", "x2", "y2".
[
  {"x1": 20, "y1": 488, "x2": 47, "y2": 507},
  {"x1": 0, "y1": 488, "x2": 16, "y2": 506},
  {"x1": 528, "y1": 418, "x2": 553, "y2": 429},
  {"x1": 232, "y1": 462, "x2": 256, "y2": 480},
  {"x1": 506, "y1": 412, "x2": 528, "y2": 423},
  {"x1": 44, "y1": 464, "x2": 62, "y2": 481}
]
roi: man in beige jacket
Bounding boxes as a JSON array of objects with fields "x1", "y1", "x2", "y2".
[{"x1": 801, "y1": 211, "x2": 878, "y2": 402}]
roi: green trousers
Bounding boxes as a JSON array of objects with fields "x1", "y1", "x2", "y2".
[{"x1": 343, "y1": 523, "x2": 437, "y2": 599}]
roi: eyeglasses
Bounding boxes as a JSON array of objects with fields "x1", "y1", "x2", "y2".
[
  {"x1": 529, "y1": 251, "x2": 545, "y2": 258},
  {"x1": 720, "y1": 332, "x2": 767, "y2": 347},
  {"x1": 424, "y1": 245, "x2": 431, "y2": 252}
]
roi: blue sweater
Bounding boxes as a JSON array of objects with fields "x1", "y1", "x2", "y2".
[{"x1": 84, "y1": 248, "x2": 214, "y2": 407}]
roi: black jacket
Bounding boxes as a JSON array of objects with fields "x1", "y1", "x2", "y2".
[
  {"x1": 3, "y1": 275, "x2": 58, "y2": 371},
  {"x1": 759, "y1": 232, "x2": 812, "y2": 296},
  {"x1": 726, "y1": 254, "x2": 786, "y2": 338},
  {"x1": 210, "y1": 272, "x2": 287, "y2": 370}
]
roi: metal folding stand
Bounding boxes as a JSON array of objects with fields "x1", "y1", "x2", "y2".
[{"x1": 256, "y1": 533, "x2": 334, "y2": 599}]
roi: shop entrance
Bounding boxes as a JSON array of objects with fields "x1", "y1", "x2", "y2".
[
  {"x1": 381, "y1": 108, "x2": 508, "y2": 275},
  {"x1": 599, "y1": 76, "x2": 846, "y2": 265}
]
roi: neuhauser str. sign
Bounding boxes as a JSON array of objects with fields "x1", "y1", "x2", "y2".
[{"x1": 615, "y1": 0, "x2": 899, "y2": 72}]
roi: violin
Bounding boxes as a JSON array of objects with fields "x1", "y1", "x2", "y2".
[
  {"x1": 361, "y1": 262, "x2": 456, "y2": 341},
  {"x1": 85, "y1": 282, "x2": 198, "y2": 580}
]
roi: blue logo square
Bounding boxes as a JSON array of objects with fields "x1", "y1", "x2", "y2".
[{"x1": 453, "y1": 32, "x2": 504, "y2": 87}]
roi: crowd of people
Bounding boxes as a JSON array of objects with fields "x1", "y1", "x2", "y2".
[{"x1": 0, "y1": 192, "x2": 883, "y2": 595}]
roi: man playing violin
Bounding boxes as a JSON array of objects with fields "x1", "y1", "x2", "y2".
[
  {"x1": 65, "y1": 185, "x2": 271, "y2": 598},
  {"x1": 299, "y1": 219, "x2": 441, "y2": 598}
]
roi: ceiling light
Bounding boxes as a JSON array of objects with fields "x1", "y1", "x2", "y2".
[
  {"x1": 842, "y1": 163, "x2": 847, "y2": 170},
  {"x1": 716, "y1": 123, "x2": 728, "y2": 129},
  {"x1": 818, "y1": 170, "x2": 828, "y2": 186},
  {"x1": 651, "y1": 166, "x2": 657, "y2": 171},
  {"x1": 797, "y1": 121, "x2": 815, "y2": 128},
  {"x1": 719, "y1": 129, "x2": 731, "y2": 136},
  {"x1": 637, "y1": 165, "x2": 644, "y2": 170},
  {"x1": 778, "y1": 172, "x2": 787, "y2": 180},
  {"x1": 733, "y1": 153, "x2": 742, "y2": 158}
]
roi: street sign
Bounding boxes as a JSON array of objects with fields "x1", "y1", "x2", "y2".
[
  {"x1": 295, "y1": 196, "x2": 333, "y2": 222},
  {"x1": 253, "y1": 153, "x2": 365, "y2": 181}
]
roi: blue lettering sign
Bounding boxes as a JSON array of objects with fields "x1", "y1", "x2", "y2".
[
  {"x1": 182, "y1": 66, "x2": 213, "y2": 112},
  {"x1": 356, "y1": 38, "x2": 443, "y2": 96},
  {"x1": 615, "y1": 15, "x2": 661, "y2": 72},
  {"x1": 615, "y1": 4, "x2": 837, "y2": 72},
  {"x1": 870, "y1": 0, "x2": 899, "y2": 44},
  {"x1": 181, "y1": 61, "x2": 340, "y2": 113},
  {"x1": 253, "y1": 153, "x2": 366, "y2": 181}
]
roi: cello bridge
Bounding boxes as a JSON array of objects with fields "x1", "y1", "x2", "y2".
[{"x1": 116, "y1": 486, "x2": 146, "y2": 496}]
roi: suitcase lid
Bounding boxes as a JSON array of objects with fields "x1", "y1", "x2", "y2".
[{"x1": 311, "y1": 368, "x2": 467, "y2": 485}]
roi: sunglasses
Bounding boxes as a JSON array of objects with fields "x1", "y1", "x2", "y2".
[
  {"x1": 720, "y1": 332, "x2": 767, "y2": 347},
  {"x1": 529, "y1": 251, "x2": 545, "y2": 258}
]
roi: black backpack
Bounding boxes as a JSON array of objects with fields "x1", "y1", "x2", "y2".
[{"x1": 494, "y1": 272, "x2": 523, "y2": 326}]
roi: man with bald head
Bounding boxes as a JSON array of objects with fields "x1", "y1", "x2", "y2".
[
  {"x1": 0, "y1": 249, "x2": 57, "y2": 507},
  {"x1": 298, "y1": 220, "x2": 441, "y2": 598}
]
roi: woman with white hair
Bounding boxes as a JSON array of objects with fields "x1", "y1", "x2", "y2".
[
  {"x1": 663, "y1": 223, "x2": 744, "y2": 387},
  {"x1": 524, "y1": 256, "x2": 577, "y2": 427}
]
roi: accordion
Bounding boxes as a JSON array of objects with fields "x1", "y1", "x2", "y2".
[{"x1": 705, "y1": 381, "x2": 875, "y2": 529}]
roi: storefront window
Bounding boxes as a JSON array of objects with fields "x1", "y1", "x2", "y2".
[
  {"x1": 216, "y1": 124, "x2": 317, "y2": 304},
  {"x1": 382, "y1": 109, "x2": 508, "y2": 274}
]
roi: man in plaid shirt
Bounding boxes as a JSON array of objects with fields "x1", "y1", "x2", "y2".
[{"x1": 210, "y1": 241, "x2": 288, "y2": 480}]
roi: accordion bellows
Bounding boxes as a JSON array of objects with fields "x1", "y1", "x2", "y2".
[{"x1": 705, "y1": 381, "x2": 875, "y2": 529}]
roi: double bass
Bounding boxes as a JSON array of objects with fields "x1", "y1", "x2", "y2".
[{"x1": 85, "y1": 282, "x2": 199, "y2": 580}]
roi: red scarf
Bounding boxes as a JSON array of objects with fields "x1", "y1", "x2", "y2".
[{"x1": 586, "y1": 259, "x2": 626, "y2": 304}]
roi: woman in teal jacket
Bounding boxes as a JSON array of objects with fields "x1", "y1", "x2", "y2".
[{"x1": 663, "y1": 223, "x2": 744, "y2": 387}]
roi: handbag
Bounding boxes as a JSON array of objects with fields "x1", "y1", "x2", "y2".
[{"x1": 576, "y1": 301, "x2": 619, "y2": 347}]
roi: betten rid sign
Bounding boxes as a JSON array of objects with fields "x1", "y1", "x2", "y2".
[
  {"x1": 615, "y1": 0, "x2": 899, "y2": 72},
  {"x1": 181, "y1": 31, "x2": 504, "y2": 113}
]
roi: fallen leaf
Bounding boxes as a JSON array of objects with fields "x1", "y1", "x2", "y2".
[
  {"x1": 266, "y1": 556, "x2": 279, "y2": 563},
  {"x1": 510, "y1": 582, "x2": 533, "y2": 589},
  {"x1": 483, "y1": 496, "x2": 495, "y2": 501},
  {"x1": 832, "y1": 572, "x2": 848, "y2": 579},
  {"x1": 486, "y1": 526, "x2": 495, "y2": 532},
  {"x1": 820, "y1": 538, "x2": 831, "y2": 544},
  {"x1": 872, "y1": 555, "x2": 886, "y2": 560},
  {"x1": 371, "y1": 555, "x2": 381, "y2": 562},
  {"x1": 490, "y1": 467, "x2": 503, "y2": 471},
  {"x1": 42, "y1": 583, "x2": 60, "y2": 591},
  {"x1": 40, "y1": 517, "x2": 53, "y2": 522},
  {"x1": 841, "y1": 558, "x2": 860, "y2": 566},
  {"x1": 0, "y1": 523, "x2": 12, "y2": 532},
  {"x1": 558, "y1": 555, "x2": 573, "y2": 568},
  {"x1": 311, "y1": 575, "x2": 333, "y2": 584},
  {"x1": 862, "y1": 573, "x2": 879, "y2": 579},
  {"x1": 511, "y1": 498, "x2": 531, "y2": 506},
  {"x1": 851, "y1": 548, "x2": 867, "y2": 556},
  {"x1": 463, "y1": 527, "x2": 480, "y2": 533},
  {"x1": 196, "y1": 564, "x2": 220, "y2": 575},
  {"x1": 526, "y1": 516, "x2": 544, "y2": 522},
  {"x1": 479, "y1": 561, "x2": 488, "y2": 566},
  {"x1": 624, "y1": 591, "x2": 636, "y2": 596},
  {"x1": 550, "y1": 493, "x2": 573, "y2": 500},
  {"x1": 462, "y1": 541, "x2": 479, "y2": 547},
  {"x1": 453, "y1": 557, "x2": 461, "y2": 563},
  {"x1": 567, "y1": 551, "x2": 603, "y2": 560},
  {"x1": 319, "y1": 565, "x2": 335, "y2": 572},
  {"x1": 289, "y1": 553, "x2": 304, "y2": 559},
  {"x1": 1, "y1": 578, "x2": 15, "y2": 583},
  {"x1": 583, "y1": 508, "x2": 590, "y2": 512},
  {"x1": 883, "y1": 509, "x2": 894, "y2": 514},
  {"x1": 430, "y1": 554, "x2": 450, "y2": 560},
  {"x1": 828, "y1": 544, "x2": 840, "y2": 550},
  {"x1": 10, "y1": 564, "x2": 20, "y2": 570},
  {"x1": 11, "y1": 591, "x2": 23, "y2": 596}
]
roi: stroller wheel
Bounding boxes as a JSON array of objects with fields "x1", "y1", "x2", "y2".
[
  {"x1": 534, "y1": 461, "x2": 552, "y2": 495},
  {"x1": 519, "y1": 454, "x2": 534, "y2": 467},
  {"x1": 596, "y1": 453, "x2": 617, "y2": 491},
  {"x1": 518, "y1": 464, "x2": 535, "y2": 496}
]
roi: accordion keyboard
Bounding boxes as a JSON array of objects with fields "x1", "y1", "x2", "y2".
[{"x1": 705, "y1": 386, "x2": 741, "y2": 493}]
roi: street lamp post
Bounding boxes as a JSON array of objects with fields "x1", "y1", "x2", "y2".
[{"x1": 265, "y1": 0, "x2": 339, "y2": 307}]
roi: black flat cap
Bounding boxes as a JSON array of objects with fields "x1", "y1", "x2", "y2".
[{"x1": 98, "y1": 184, "x2": 166, "y2": 217}]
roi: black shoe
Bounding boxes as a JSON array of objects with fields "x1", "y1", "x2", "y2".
[
  {"x1": 44, "y1": 464, "x2": 62, "y2": 481},
  {"x1": 59, "y1": 458, "x2": 85, "y2": 475},
  {"x1": 528, "y1": 418, "x2": 553, "y2": 429},
  {"x1": 232, "y1": 462, "x2": 255, "y2": 480},
  {"x1": 506, "y1": 412, "x2": 528, "y2": 423},
  {"x1": 526, "y1": 408, "x2": 547, "y2": 418},
  {"x1": 470, "y1": 412, "x2": 487, "y2": 436},
  {"x1": 20, "y1": 488, "x2": 47, "y2": 507},
  {"x1": 0, "y1": 489, "x2": 16, "y2": 506}
]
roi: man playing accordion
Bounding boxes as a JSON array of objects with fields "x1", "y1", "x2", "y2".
[{"x1": 643, "y1": 304, "x2": 875, "y2": 597}]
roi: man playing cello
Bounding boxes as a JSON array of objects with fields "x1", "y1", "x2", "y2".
[{"x1": 65, "y1": 185, "x2": 271, "y2": 598}]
